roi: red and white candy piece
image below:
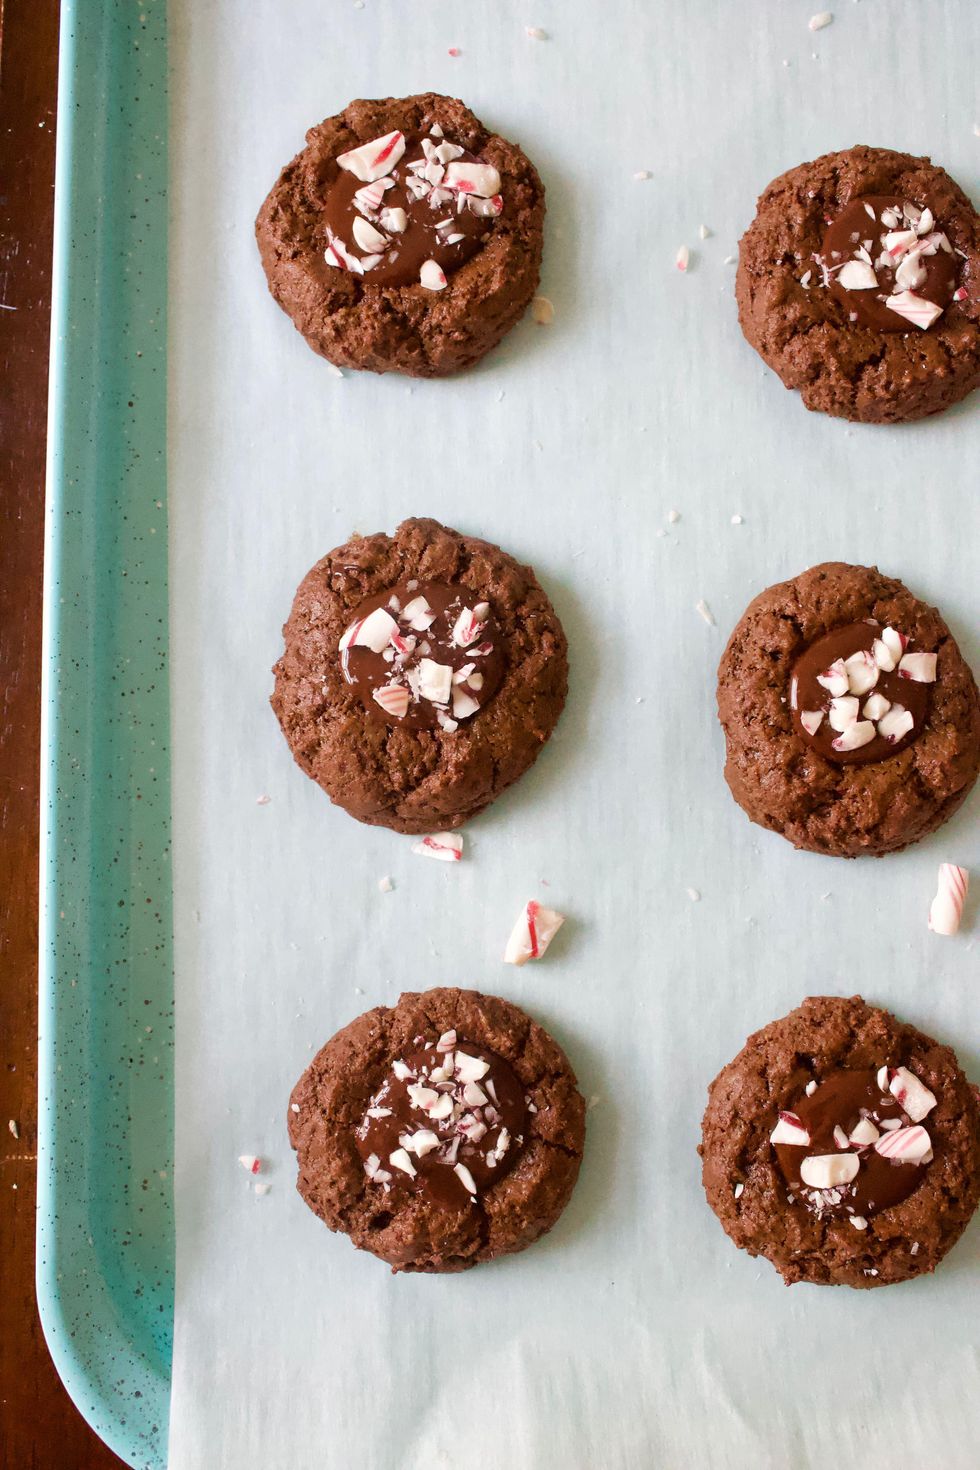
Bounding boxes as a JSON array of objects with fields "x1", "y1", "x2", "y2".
[
  {"x1": 454, "y1": 1162, "x2": 477, "y2": 1199},
  {"x1": 849, "y1": 1215, "x2": 869, "y2": 1230},
  {"x1": 352, "y1": 179, "x2": 393, "y2": 215},
  {"x1": 828, "y1": 695, "x2": 859, "y2": 732},
  {"x1": 380, "y1": 206, "x2": 408, "y2": 233},
  {"x1": 444, "y1": 161, "x2": 501, "y2": 197},
  {"x1": 436, "y1": 1029, "x2": 457, "y2": 1052},
  {"x1": 452, "y1": 688, "x2": 480, "y2": 720},
  {"x1": 336, "y1": 130, "x2": 406, "y2": 183},
  {"x1": 401, "y1": 1128, "x2": 440, "y2": 1158},
  {"x1": 799, "y1": 1152, "x2": 860, "y2": 1189},
  {"x1": 898, "y1": 650, "x2": 937, "y2": 683},
  {"x1": 417, "y1": 657, "x2": 452, "y2": 704},
  {"x1": 769, "y1": 1111, "x2": 811, "y2": 1147},
  {"x1": 877, "y1": 703, "x2": 914, "y2": 743},
  {"x1": 352, "y1": 216, "x2": 389, "y2": 254},
  {"x1": 872, "y1": 626, "x2": 906, "y2": 671},
  {"x1": 837, "y1": 260, "x2": 878, "y2": 290},
  {"x1": 411, "y1": 831, "x2": 463, "y2": 862},
  {"x1": 419, "y1": 259, "x2": 448, "y2": 291},
  {"x1": 832, "y1": 1125, "x2": 850, "y2": 1150},
  {"x1": 849, "y1": 1117, "x2": 880, "y2": 1147},
  {"x1": 885, "y1": 290, "x2": 944, "y2": 329},
  {"x1": 844, "y1": 649, "x2": 879, "y2": 696},
  {"x1": 238, "y1": 1154, "x2": 261, "y2": 1174},
  {"x1": 929, "y1": 862, "x2": 969, "y2": 937},
  {"x1": 324, "y1": 234, "x2": 364, "y2": 273},
  {"x1": 832, "y1": 719, "x2": 875, "y2": 752},
  {"x1": 372, "y1": 683, "x2": 410, "y2": 719},
  {"x1": 888, "y1": 1066, "x2": 937, "y2": 1122},
  {"x1": 339, "y1": 606, "x2": 398, "y2": 654},
  {"x1": 862, "y1": 692, "x2": 891, "y2": 721},
  {"x1": 451, "y1": 603, "x2": 490, "y2": 648},
  {"x1": 873, "y1": 1125, "x2": 932, "y2": 1164},
  {"x1": 675, "y1": 245, "x2": 690, "y2": 272},
  {"x1": 816, "y1": 658, "x2": 849, "y2": 698},
  {"x1": 389, "y1": 1147, "x2": 417, "y2": 1178},
  {"x1": 503, "y1": 900, "x2": 566, "y2": 966},
  {"x1": 454, "y1": 1051, "x2": 490, "y2": 1085},
  {"x1": 402, "y1": 595, "x2": 435, "y2": 630},
  {"x1": 800, "y1": 710, "x2": 824, "y2": 737}
]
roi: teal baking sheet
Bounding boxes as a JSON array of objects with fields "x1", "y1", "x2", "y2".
[{"x1": 37, "y1": 2, "x2": 173, "y2": 1468}]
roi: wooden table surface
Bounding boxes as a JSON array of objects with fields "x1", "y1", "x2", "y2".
[{"x1": 1, "y1": 3, "x2": 126, "y2": 1464}]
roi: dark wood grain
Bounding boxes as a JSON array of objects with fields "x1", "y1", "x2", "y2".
[{"x1": 0, "y1": 3, "x2": 126, "y2": 1464}]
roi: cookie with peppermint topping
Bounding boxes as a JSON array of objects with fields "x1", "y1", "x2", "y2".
[
  {"x1": 717, "y1": 562, "x2": 980, "y2": 857},
  {"x1": 701, "y1": 996, "x2": 980, "y2": 1288},
  {"x1": 288, "y1": 988, "x2": 586, "y2": 1272},
  {"x1": 736, "y1": 145, "x2": 980, "y2": 422},
  {"x1": 256, "y1": 93, "x2": 545, "y2": 376},
  {"x1": 271, "y1": 518, "x2": 568, "y2": 833}
]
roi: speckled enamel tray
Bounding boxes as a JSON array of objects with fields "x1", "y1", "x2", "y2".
[{"x1": 38, "y1": 3, "x2": 173, "y2": 1467}]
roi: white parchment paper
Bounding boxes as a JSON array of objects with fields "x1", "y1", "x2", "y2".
[{"x1": 168, "y1": 3, "x2": 980, "y2": 1465}]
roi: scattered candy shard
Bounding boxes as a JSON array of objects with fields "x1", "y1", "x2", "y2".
[
  {"x1": 808, "y1": 11, "x2": 833, "y2": 30},
  {"x1": 531, "y1": 295, "x2": 555, "y2": 325},
  {"x1": 695, "y1": 599, "x2": 715, "y2": 626},
  {"x1": 411, "y1": 831, "x2": 464, "y2": 862},
  {"x1": 676, "y1": 245, "x2": 690, "y2": 272},
  {"x1": 503, "y1": 899, "x2": 566, "y2": 965},
  {"x1": 238, "y1": 1155, "x2": 261, "y2": 1175},
  {"x1": 929, "y1": 863, "x2": 968, "y2": 936}
]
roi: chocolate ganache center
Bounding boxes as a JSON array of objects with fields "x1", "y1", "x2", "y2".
[
  {"x1": 356, "y1": 1032, "x2": 528, "y2": 1210},
  {"x1": 339, "y1": 580, "x2": 506, "y2": 731},
  {"x1": 790, "y1": 620, "x2": 935, "y2": 764},
  {"x1": 322, "y1": 126, "x2": 503, "y2": 289}
]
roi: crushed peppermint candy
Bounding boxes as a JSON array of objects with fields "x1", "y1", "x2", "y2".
[
  {"x1": 238, "y1": 1155, "x2": 261, "y2": 1175},
  {"x1": 531, "y1": 295, "x2": 555, "y2": 325},
  {"x1": 929, "y1": 863, "x2": 969, "y2": 937},
  {"x1": 411, "y1": 831, "x2": 464, "y2": 862},
  {"x1": 812, "y1": 196, "x2": 961, "y2": 332},
  {"x1": 676, "y1": 245, "x2": 690, "y2": 272},
  {"x1": 356, "y1": 1035, "x2": 528, "y2": 1206},
  {"x1": 339, "y1": 581, "x2": 506, "y2": 730},
  {"x1": 503, "y1": 900, "x2": 566, "y2": 965},
  {"x1": 695, "y1": 599, "x2": 715, "y2": 626},
  {"x1": 770, "y1": 1064, "x2": 938, "y2": 1223},
  {"x1": 808, "y1": 11, "x2": 833, "y2": 30},
  {"x1": 791, "y1": 621, "x2": 933, "y2": 762},
  {"x1": 322, "y1": 125, "x2": 503, "y2": 289}
]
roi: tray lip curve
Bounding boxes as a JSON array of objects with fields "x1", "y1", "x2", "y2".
[{"x1": 36, "y1": 3, "x2": 173, "y2": 1467}]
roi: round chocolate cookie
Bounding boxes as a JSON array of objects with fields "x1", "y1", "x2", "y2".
[
  {"x1": 736, "y1": 145, "x2": 980, "y2": 422},
  {"x1": 271, "y1": 518, "x2": 568, "y2": 834},
  {"x1": 288, "y1": 987, "x2": 586, "y2": 1273},
  {"x1": 700, "y1": 996, "x2": 980, "y2": 1288},
  {"x1": 256, "y1": 93, "x2": 545, "y2": 377},
  {"x1": 717, "y1": 562, "x2": 980, "y2": 857}
]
